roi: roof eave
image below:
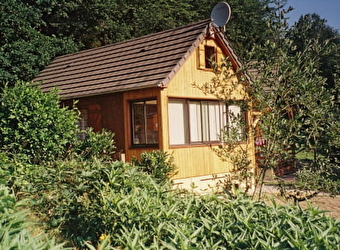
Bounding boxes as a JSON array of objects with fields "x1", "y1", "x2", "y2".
[
  {"x1": 58, "y1": 84, "x2": 163, "y2": 100},
  {"x1": 157, "y1": 25, "x2": 209, "y2": 88}
]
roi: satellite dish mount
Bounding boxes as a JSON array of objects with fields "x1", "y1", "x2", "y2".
[{"x1": 211, "y1": 2, "x2": 231, "y2": 29}]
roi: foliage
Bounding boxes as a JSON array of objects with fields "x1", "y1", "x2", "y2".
[
  {"x1": 75, "y1": 127, "x2": 116, "y2": 161},
  {"x1": 1, "y1": 0, "x2": 275, "y2": 85},
  {"x1": 0, "y1": 0, "x2": 78, "y2": 85},
  {"x1": 132, "y1": 150, "x2": 177, "y2": 183},
  {"x1": 11, "y1": 159, "x2": 170, "y2": 248},
  {"x1": 8, "y1": 155, "x2": 340, "y2": 249},
  {"x1": 87, "y1": 190, "x2": 340, "y2": 249},
  {"x1": 0, "y1": 185, "x2": 68, "y2": 250},
  {"x1": 245, "y1": 0, "x2": 339, "y2": 196},
  {"x1": 294, "y1": 159, "x2": 340, "y2": 196},
  {"x1": 0, "y1": 81, "x2": 79, "y2": 164}
]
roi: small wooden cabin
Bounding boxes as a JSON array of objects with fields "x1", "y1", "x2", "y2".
[{"x1": 34, "y1": 19, "x2": 256, "y2": 191}]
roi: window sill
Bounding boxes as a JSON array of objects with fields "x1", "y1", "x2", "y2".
[
  {"x1": 169, "y1": 141, "x2": 248, "y2": 149},
  {"x1": 131, "y1": 144, "x2": 159, "y2": 149}
]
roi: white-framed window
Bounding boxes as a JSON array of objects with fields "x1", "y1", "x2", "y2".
[{"x1": 168, "y1": 99, "x2": 246, "y2": 146}]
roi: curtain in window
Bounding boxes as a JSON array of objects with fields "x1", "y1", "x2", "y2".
[
  {"x1": 168, "y1": 99, "x2": 188, "y2": 145},
  {"x1": 189, "y1": 101, "x2": 202, "y2": 142},
  {"x1": 209, "y1": 102, "x2": 226, "y2": 141}
]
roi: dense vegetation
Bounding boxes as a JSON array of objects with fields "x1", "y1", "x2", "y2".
[
  {"x1": 0, "y1": 81, "x2": 339, "y2": 249},
  {"x1": 1, "y1": 0, "x2": 340, "y2": 249},
  {"x1": 1, "y1": 0, "x2": 272, "y2": 85}
]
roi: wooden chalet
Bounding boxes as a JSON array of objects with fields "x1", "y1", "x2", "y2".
[{"x1": 34, "y1": 19, "x2": 256, "y2": 191}]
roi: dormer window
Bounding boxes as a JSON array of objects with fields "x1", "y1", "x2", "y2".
[
  {"x1": 204, "y1": 45, "x2": 216, "y2": 68},
  {"x1": 198, "y1": 44, "x2": 218, "y2": 70}
]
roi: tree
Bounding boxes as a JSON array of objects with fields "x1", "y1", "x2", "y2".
[
  {"x1": 199, "y1": 0, "x2": 339, "y2": 197},
  {"x1": 289, "y1": 13, "x2": 340, "y2": 99},
  {"x1": 0, "y1": 81, "x2": 79, "y2": 163},
  {"x1": 0, "y1": 0, "x2": 78, "y2": 86},
  {"x1": 288, "y1": 13, "x2": 340, "y2": 184},
  {"x1": 249, "y1": 1, "x2": 339, "y2": 196}
]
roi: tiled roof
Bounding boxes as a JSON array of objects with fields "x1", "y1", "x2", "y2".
[{"x1": 34, "y1": 19, "x2": 236, "y2": 99}]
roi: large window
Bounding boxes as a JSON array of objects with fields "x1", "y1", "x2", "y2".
[
  {"x1": 168, "y1": 99, "x2": 246, "y2": 146},
  {"x1": 131, "y1": 99, "x2": 158, "y2": 146}
]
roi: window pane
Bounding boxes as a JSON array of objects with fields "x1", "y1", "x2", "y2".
[
  {"x1": 205, "y1": 46, "x2": 216, "y2": 68},
  {"x1": 208, "y1": 102, "x2": 223, "y2": 141},
  {"x1": 189, "y1": 101, "x2": 202, "y2": 142},
  {"x1": 228, "y1": 104, "x2": 244, "y2": 140},
  {"x1": 169, "y1": 99, "x2": 188, "y2": 145},
  {"x1": 201, "y1": 101, "x2": 211, "y2": 141},
  {"x1": 145, "y1": 100, "x2": 158, "y2": 143},
  {"x1": 132, "y1": 102, "x2": 145, "y2": 144},
  {"x1": 78, "y1": 109, "x2": 88, "y2": 140}
]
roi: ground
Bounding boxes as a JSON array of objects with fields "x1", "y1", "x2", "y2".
[
  {"x1": 260, "y1": 173, "x2": 340, "y2": 219},
  {"x1": 262, "y1": 188, "x2": 340, "y2": 219}
]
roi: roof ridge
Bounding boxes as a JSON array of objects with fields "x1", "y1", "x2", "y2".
[
  {"x1": 35, "y1": 19, "x2": 216, "y2": 99},
  {"x1": 55, "y1": 19, "x2": 212, "y2": 61}
]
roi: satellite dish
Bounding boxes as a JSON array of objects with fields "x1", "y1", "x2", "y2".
[{"x1": 211, "y1": 2, "x2": 231, "y2": 27}]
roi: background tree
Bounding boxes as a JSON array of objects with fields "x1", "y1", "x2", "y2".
[
  {"x1": 289, "y1": 13, "x2": 340, "y2": 99},
  {"x1": 248, "y1": 1, "x2": 339, "y2": 196},
  {"x1": 1, "y1": 0, "x2": 274, "y2": 85},
  {"x1": 0, "y1": 0, "x2": 78, "y2": 86}
]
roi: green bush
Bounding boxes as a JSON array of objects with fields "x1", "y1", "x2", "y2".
[
  {"x1": 132, "y1": 150, "x2": 177, "y2": 183},
  {"x1": 0, "y1": 81, "x2": 79, "y2": 163},
  {"x1": 75, "y1": 127, "x2": 116, "y2": 161},
  {"x1": 97, "y1": 194, "x2": 340, "y2": 250},
  {"x1": 13, "y1": 158, "x2": 158, "y2": 248},
  {"x1": 295, "y1": 164, "x2": 340, "y2": 196},
  {"x1": 12, "y1": 156, "x2": 340, "y2": 249},
  {"x1": 0, "y1": 185, "x2": 68, "y2": 250}
]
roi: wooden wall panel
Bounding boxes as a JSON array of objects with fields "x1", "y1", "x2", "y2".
[
  {"x1": 160, "y1": 37, "x2": 256, "y2": 179},
  {"x1": 169, "y1": 146, "x2": 230, "y2": 179},
  {"x1": 123, "y1": 88, "x2": 162, "y2": 161},
  {"x1": 66, "y1": 93, "x2": 126, "y2": 155},
  {"x1": 166, "y1": 39, "x2": 244, "y2": 100}
]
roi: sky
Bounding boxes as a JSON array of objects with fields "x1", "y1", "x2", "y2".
[{"x1": 286, "y1": 0, "x2": 340, "y2": 30}]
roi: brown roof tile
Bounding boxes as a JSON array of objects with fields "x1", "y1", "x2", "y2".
[{"x1": 34, "y1": 19, "x2": 238, "y2": 99}]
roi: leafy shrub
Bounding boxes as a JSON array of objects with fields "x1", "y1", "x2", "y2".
[
  {"x1": 13, "y1": 158, "x2": 158, "y2": 248},
  {"x1": 0, "y1": 185, "x2": 68, "y2": 250},
  {"x1": 0, "y1": 81, "x2": 79, "y2": 163},
  {"x1": 75, "y1": 127, "x2": 116, "y2": 161},
  {"x1": 13, "y1": 156, "x2": 340, "y2": 249},
  {"x1": 295, "y1": 163, "x2": 340, "y2": 196},
  {"x1": 98, "y1": 194, "x2": 340, "y2": 250},
  {"x1": 132, "y1": 150, "x2": 177, "y2": 183}
]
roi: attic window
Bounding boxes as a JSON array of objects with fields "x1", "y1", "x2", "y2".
[{"x1": 205, "y1": 45, "x2": 216, "y2": 68}]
